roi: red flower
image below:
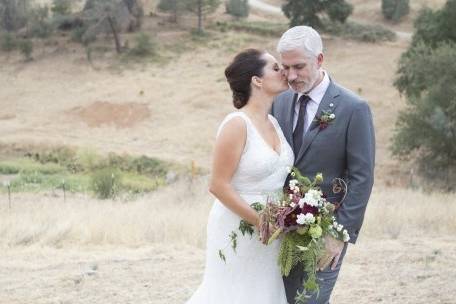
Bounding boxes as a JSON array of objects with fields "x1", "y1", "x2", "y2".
[{"x1": 301, "y1": 203, "x2": 318, "y2": 215}]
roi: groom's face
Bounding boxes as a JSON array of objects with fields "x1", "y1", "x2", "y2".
[{"x1": 280, "y1": 49, "x2": 322, "y2": 93}]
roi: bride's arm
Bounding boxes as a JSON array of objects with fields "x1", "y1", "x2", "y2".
[{"x1": 209, "y1": 116, "x2": 259, "y2": 228}]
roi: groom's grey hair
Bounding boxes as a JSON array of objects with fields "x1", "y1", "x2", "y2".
[{"x1": 277, "y1": 26, "x2": 323, "y2": 57}]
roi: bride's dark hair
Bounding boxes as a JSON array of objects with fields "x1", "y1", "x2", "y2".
[{"x1": 224, "y1": 49, "x2": 267, "y2": 109}]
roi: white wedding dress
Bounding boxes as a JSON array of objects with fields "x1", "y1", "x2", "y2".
[{"x1": 186, "y1": 111, "x2": 294, "y2": 304}]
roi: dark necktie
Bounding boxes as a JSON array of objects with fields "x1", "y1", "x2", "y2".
[{"x1": 293, "y1": 94, "x2": 310, "y2": 153}]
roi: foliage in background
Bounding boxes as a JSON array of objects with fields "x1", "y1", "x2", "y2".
[
  {"x1": 282, "y1": 0, "x2": 353, "y2": 28},
  {"x1": 185, "y1": 0, "x2": 221, "y2": 33},
  {"x1": 0, "y1": 0, "x2": 30, "y2": 32},
  {"x1": 91, "y1": 167, "x2": 121, "y2": 199},
  {"x1": 17, "y1": 38, "x2": 32, "y2": 60},
  {"x1": 28, "y1": 4, "x2": 54, "y2": 38},
  {"x1": 322, "y1": 18, "x2": 396, "y2": 42},
  {"x1": 392, "y1": 0, "x2": 456, "y2": 190},
  {"x1": 128, "y1": 32, "x2": 157, "y2": 56},
  {"x1": 157, "y1": 0, "x2": 185, "y2": 23},
  {"x1": 213, "y1": 20, "x2": 287, "y2": 37},
  {"x1": 0, "y1": 146, "x2": 173, "y2": 196},
  {"x1": 225, "y1": 0, "x2": 249, "y2": 19},
  {"x1": 381, "y1": 0, "x2": 409, "y2": 22}
]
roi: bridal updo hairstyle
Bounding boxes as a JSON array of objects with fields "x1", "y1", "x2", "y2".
[{"x1": 224, "y1": 49, "x2": 267, "y2": 109}]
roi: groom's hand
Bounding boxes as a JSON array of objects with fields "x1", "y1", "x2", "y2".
[{"x1": 317, "y1": 235, "x2": 345, "y2": 271}]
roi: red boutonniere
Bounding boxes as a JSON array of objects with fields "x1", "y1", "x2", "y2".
[{"x1": 314, "y1": 110, "x2": 336, "y2": 130}]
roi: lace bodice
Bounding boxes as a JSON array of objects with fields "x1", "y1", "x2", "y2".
[{"x1": 216, "y1": 111, "x2": 294, "y2": 195}]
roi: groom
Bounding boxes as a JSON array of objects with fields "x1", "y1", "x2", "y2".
[{"x1": 271, "y1": 26, "x2": 375, "y2": 303}]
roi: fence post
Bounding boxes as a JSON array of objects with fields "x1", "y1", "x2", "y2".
[
  {"x1": 62, "y1": 179, "x2": 66, "y2": 203},
  {"x1": 6, "y1": 181, "x2": 11, "y2": 209}
]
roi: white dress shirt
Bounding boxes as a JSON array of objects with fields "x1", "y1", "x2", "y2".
[{"x1": 293, "y1": 70, "x2": 330, "y2": 134}]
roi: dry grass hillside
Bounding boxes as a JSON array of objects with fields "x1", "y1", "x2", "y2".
[{"x1": 1, "y1": 0, "x2": 455, "y2": 303}]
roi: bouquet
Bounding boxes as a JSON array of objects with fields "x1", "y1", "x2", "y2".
[{"x1": 219, "y1": 168, "x2": 349, "y2": 304}]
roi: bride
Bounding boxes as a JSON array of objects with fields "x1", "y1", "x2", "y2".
[{"x1": 185, "y1": 49, "x2": 294, "y2": 304}]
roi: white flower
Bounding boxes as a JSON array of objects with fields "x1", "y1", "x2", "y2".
[
  {"x1": 337, "y1": 224, "x2": 343, "y2": 232},
  {"x1": 296, "y1": 213, "x2": 315, "y2": 225},
  {"x1": 289, "y1": 179, "x2": 298, "y2": 187},
  {"x1": 290, "y1": 202, "x2": 296, "y2": 208},
  {"x1": 343, "y1": 230, "x2": 350, "y2": 242},
  {"x1": 291, "y1": 172, "x2": 295, "y2": 177},
  {"x1": 303, "y1": 189, "x2": 322, "y2": 207},
  {"x1": 298, "y1": 198, "x2": 305, "y2": 208},
  {"x1": 329, "y1": 113, "x2": 335, "y2": 119}
]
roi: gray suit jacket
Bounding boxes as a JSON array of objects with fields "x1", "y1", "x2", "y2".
[{"x1": 271, "y1": 80, "x2": 375, "y2": 243}]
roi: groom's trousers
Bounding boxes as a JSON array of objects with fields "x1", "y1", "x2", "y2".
[{"x1": 283, "y1": 243, "x2": 348, "y2": 304}]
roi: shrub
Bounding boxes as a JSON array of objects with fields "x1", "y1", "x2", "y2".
[
  {"x1": 226, "y1": 0, "x2": 249, "y2": 18},
  {"x1": 392, "y1": 1, "x2": 456, "y2": 189},
  {"x1": 382, "y1": 0, "x2": 409, "y2": 22},
  {"x1": 51, "y1": 0, "x2": 72, "y2": 15},
  {"x1": 91, "y1": 167, "x2": 122, "y2": 199},
  {"x1": 28, "y1": 5, "x2": 54, "y2": 38},
  {"x1": 129, "y1": 32, "x2": 156, "y2": 56},
  {"x1": 322, "y1": 19, "x2": 396, "y2": 42},
  {"x1": 213, "y1": 21, "x2": 287, "y2": 37},
  {"x1": 0, "y1": 32, "x2": 17, "y2": 51},
  {"x1": 17, "y1": 39, "x2": 33, "y2": 60},
  {"x1": 326, "y1": 0, "x2": 353, "y2": 24},
  {"x1": 282, "y1": 0, "x2": 353, "y2": 28},
  {"x1": 0, "y1": 0, "x2": 30, "y2": 31}
]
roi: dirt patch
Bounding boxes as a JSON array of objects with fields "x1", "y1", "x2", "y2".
[
  {"x1": 0, "y1": 114, "x2": 15, "y2": 120},
  {"x1": 68, "y1": 101, "x2": 151, "y2": 128}
]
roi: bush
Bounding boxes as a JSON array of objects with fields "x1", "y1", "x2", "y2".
[
  {"x1": 382, "y1": 0, "x2": 409, "y2": 22},
  {"x1": 17, "y1": 39, "x2": 33, "y2": 60},
  {"x1": 0, "y1": 0, "x2": 30, "y2": 31},
  {"x1": 282, "y1": 0, "x2": 353, "y2": 28},
  {"x1": 226, "y1": 0, "x2": 249, "y2": 18},
  {"x1": 91, "y1": 167, "x2": 122, "y2": 199},
  {"x1": 393, "y1": 41, "x2": 456, "y2": 189},
  {"x1": 51, "y1": 0, "x2": 72, "y2": 15},
  {"x1": 323, "y1": 19, "x2": 396, "y2": 42},
  {"x1": 213, "y1": 21, "x2": 287, "y2": 37},
  {"x1": 28, "y1": 5, "x2": 54, "y2": 38},
  {"x1": 0, "y1": 32, "x2": 16, "y2": 51},
  {"x1": 326, "y1": 0, "x2": 353, "y2": 23},
  {"x1": 129, "y1": 32, "x2": 156, "y2": 56},
  {"x1": 393, "y1": 0, "x2": 456, "y2": 187}
]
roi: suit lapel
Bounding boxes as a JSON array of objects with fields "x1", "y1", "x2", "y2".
[{"x1": 295, "y1": 81, "x2": 340, "y2": 164}]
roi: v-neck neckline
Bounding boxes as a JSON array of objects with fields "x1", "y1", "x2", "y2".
[{"x1": 239, "y1": 111, "x2": 283, "y2": 157}]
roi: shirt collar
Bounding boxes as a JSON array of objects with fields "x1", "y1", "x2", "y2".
[{"x1": 297, "y1": 70, "x2": 330, "y2": 105}]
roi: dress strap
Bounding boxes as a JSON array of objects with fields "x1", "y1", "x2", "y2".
[{"x1": 215, "y1": 111, "x2": 250, "y2": 138}]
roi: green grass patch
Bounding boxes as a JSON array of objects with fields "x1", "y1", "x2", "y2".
[
  {"x1": 5, "y1": 172, "x2": 90, "y2": 193},
  {"x1": 0, "y1": 158, "x2": 66, "y2": 175},
  {"x1": 0, "y1": 147, "x2": 177, "y2": 197},
  {"x1": 121, "y1": 172, "x2": 166, "y2": 193}
]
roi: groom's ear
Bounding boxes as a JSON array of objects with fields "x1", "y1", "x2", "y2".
[{"x1": 316, "y1": 53, "x2": 324, "y2": 68}]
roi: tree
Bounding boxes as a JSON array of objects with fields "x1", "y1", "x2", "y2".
[
  {"x1": 0, "y1": 0, "x2": 30, "y2": 32},
  {"x1": 226, "y1": 0, "x2": 249, "y2": 19},
  {"x1": 81, "y1": 0, "x2": 143, "y2": 53},
  {"x1": 158, "y1": 0, "x2": 185, "y2": 23},
  {"x1": 326, "y1": 0, "x2": 352, "y2": 23},
  {"x1": 381, "y1": 0, "x2": 409, "y2": 22},
  {"x1": 392, "y1": 0, "x2": 456, "y2": 189},
  {"x1": 185, "y1": 0, "x2": 220, "y2": 34},
  {"x1": 282, "y1": 0, "x2": 353, "y2": 28}
]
